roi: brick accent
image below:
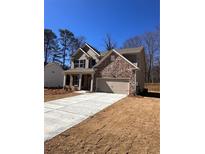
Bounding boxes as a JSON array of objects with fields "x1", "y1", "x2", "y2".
[{"x1": 94, "y1": 52, "x2": 137, "y2": 94}]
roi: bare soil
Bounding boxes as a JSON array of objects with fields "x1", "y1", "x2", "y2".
[
  {"x1": 44, "y1": 89, "x2": 79, "y2": 102},
  {"x1": 45, "y1": 96, "x2": 160, "y2": 154}
]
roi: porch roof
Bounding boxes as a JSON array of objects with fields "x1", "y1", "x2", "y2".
[{"x1": 64, "y1": 68, "x2": 94, "y2": 74}]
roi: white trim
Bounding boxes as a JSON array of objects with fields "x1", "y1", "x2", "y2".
[
  {"x1": 79, "y1": 48, "x2": 90, "y2": 57},
  {"x1": 85, "y1": 43, "x2": 101, "y2": 56},
  {"x1": 90, "y1": 73, "x2": 94, "y2": 92},
  {"x1": 63, "y1": 74, "x2": 66, "y2": 87},
  {"x1": 72, "y1": 48, "x2": 90, "y2": 58}
]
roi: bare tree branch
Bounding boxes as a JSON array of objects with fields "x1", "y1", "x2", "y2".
[{"x1": 104, "y1": 34, "x2": 117, "y2": 50}]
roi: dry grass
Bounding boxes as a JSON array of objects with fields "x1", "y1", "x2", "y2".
[
  {"x1": 44, "y1": 89, "x2": 79, "y2": 102},
  {"x1": 45, "y1": 96, "x2": 160, "y2": 154}
]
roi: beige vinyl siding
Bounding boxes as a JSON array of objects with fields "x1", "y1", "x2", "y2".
[
  {"x1": 87, "y1": 48, "x2": 100, "y2": 62},
  {"x1": 44, "y1": 63, "x2": 64, "y2": 87}
]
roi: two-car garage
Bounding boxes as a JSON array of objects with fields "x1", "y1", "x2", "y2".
[{"x1": 96, "y1": 78, "x2": 129, "y2": 94}]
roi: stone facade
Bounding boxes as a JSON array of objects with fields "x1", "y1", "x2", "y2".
[{"x1": 94, "y1": 52, "x2": 137, "y2": 95}]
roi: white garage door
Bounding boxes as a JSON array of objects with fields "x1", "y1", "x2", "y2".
[{"x1": 96, "y1": 78, "x2": 129, "y2": 94}]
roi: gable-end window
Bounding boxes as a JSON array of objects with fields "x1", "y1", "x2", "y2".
[
  {"x1": 111, "y1": 55, "x2": 115, "y2": 61},
  {"x1": 74, "y1": 60, "x2": 85, "y2": 68}
]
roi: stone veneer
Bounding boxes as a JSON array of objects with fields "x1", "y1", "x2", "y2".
[{"x1": 94, "y1": 52, "x2": 137, "y2": 95}]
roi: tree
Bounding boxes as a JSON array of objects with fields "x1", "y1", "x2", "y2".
[
  {"x1": 44, "y1": 29, "x2": 57, "y2": 65},
  {"x1": 143, "y1": 31, "x2": 159, "y2": 82},
  {"x1": 51, "y1": 43, "x2": 62, "y2": 64},
  {"x1": 123, "y1": 36, "x2": 142, "y2": 48},
  {"x1": 104, "y1": 34, "x2": 117, "y2": 50},
  {"x1": 70, "y1": 36, "x2": 85, "y2": 56},
  {"x1": 122, "y1": 27, "x2": 160, "y2": 83},
  {"x1": 58, "y1": 29, "x2": 75, "y2": 68}
]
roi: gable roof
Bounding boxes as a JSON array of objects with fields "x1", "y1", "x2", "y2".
[
  {"x1": 117, "y1": 46, "x2": 144, "y2": 54},
  {"x1": 72, "y1": 47, "x2": 91, "y2": 58},
  {"x1": 72, "y1": 43, "x2": 101, "y2": 58},
  {"x1": 85, "y1": 43, "x2": 101, "y2": 56},
  {"x1": 100, "y1": 46, "x2": 144, "y2": 57},
  {"x1": 94, "y1": 49, "x2": 139, "y2": 70}
]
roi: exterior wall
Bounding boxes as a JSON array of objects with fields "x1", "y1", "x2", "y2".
[
  {"x1": 71, "y1": 48, "x2": 100, "y2": 69},
  {"x1": 94, "y1": 52, "x2": 136, "y2": 95},
  {"x1": 136, "y1": 70, "x2": 144, "y2": 90},
  {"x1": 78, "y1": 53, "x2": 89, "y2": 68},
  {"x1": 122, "y1": 50, "x2": 146, "y2": 91},
  {"x1": 87, "y1": 48, "x2": 100, "y2": 63},
  {"x1": 71, "y1": 51, "x2": 89, "y2": 69},
  {"x1": 44, "y1": 63, "x2": 64, "y2": 87},
  {"x1": 136, "y1": 50, "x2": 146, "y2": 90}
]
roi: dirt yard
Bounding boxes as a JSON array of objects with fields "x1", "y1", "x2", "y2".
[
  {"x1": 44, "y1": 89, "x2": 79, "y2": 102},
  {"x1": 45, "y1": 96, "x2": 160, "y2": 154}
]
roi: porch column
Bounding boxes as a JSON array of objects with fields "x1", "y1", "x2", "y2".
[
  {"x1": 69, "y1": 74, "x2": 73, "y2": 87},
  {"x1": 63, "y1": 74, "x2": 66, "y2": 87},
  {"x1": 79, "y1": 74, "x2": 82, "y2": 90},
  {"x1": 90, "y1": 73, "x2": 94, "y2": 92}
]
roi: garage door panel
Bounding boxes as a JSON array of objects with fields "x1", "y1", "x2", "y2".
[{"x1": 97, "y1": 78, "x2": 129, "y2": 94}]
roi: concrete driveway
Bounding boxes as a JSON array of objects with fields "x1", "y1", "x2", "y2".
[{"x1": 44, "y1": 92, "x2": 127, "y2": 141}]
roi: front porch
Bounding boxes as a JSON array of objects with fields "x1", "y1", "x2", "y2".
[{"x1": 63, "y1": 69, "x2": 94, "y2": 92}]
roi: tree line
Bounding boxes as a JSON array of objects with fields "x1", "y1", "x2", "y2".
[
  {"x1": 44, "y1": 27, "x2": 160, "y2": 83},
  {"x1": 44, "y1": 29, "x2": 85, "y2": 69},
  {"x1": 122, "y1": 27, "x2": 160, "y2": 83}
]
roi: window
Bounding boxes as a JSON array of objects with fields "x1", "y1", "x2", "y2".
[
  {"x1": 79, "y1": 60, "x2": 85, "y2": 68},
  {"x1": 89, "y1": 59, "x2": 96, "y2": 68},
  {"x1": 92, "y1": 59, "x2": 96, "y2": 66},
  {"x1": 111, "y1": 55, "x2": 115, "y2": 61},
  {"x1": 74, "y1": 60, "x2": 79, "y2": 68},
  {"x1": 74, "y1": 60, "x2": 85, "y2": 68}
]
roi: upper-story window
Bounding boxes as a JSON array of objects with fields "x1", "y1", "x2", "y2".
[
  {"x1": 74, "y1": 60, "x2": 79, "y2": 68},
  {"x1": 89, "y1": 59, "x2": 96, "y2": 68},
  {"x1": 79, "y1": 60, "x2": 85, "y2": 68},
  {"x1": 74, "y1": 60, "x2": 85, "y2": 68}
]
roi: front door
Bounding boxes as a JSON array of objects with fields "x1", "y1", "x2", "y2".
[{"x1": 82, "y1": 74, "x2": 91, "y2": 90}]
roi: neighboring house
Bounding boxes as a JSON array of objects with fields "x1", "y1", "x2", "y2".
[
  {"x1": 44, "y1": 63, "x2": 64, "y2": 88},
  {"x1": 63, "y1": 43, "x2": 146, "y2": 95}
]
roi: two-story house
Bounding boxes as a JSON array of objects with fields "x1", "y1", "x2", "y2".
[{"x1": 63, "y1": 43, "x2": 146, "y2": 95}]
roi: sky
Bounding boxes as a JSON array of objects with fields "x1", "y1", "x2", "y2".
[{"x1": 45, "y1": 0, "x2": 160, "y2": 51}]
